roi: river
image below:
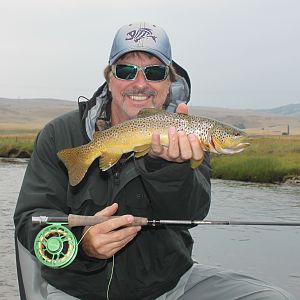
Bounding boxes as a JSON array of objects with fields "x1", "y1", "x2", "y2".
[{"x1": 0, "y1": 160, "x2": 299, "y2": 299}]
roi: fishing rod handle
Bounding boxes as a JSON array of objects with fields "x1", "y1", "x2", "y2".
[{"x1": 68, "y1": 214, "x2": 148, "y2": 227}]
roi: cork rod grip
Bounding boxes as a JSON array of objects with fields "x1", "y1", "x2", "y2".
[{"x1": 68, "y1": 214, "x2": 148, "y2": 227}]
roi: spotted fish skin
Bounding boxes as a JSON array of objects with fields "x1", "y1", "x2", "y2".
[{"x1": 57, "y1": 108, "x2": 249, "y2": 186}]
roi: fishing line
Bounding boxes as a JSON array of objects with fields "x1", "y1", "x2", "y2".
[
  {"x1": 106, "y1": 255, "x2": 115, "y2": 300},
  {"x1": 77, "y1": 225, "x2": 94, "y2": 245},
  {"x1": 77, "y1": 224, "x2": 115, "y2": 300}
]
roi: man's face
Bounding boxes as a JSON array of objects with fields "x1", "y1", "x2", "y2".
[{"x1": 109, "y1": 52, "x2": 171, "y2": 125}]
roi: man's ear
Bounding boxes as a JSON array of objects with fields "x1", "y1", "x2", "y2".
[
  {"x1": 107, "y1": 71, "x2": 113, "y2": 92},
  {"x1": 108, "y1": 78, "x2": 112, "y2": 92}
]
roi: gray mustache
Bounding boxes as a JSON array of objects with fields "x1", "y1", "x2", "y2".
[{"x1": 122, "y1": 88, "x2": 157, "y2": 97}]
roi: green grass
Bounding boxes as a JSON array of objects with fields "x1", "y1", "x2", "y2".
[
  {"x1": 0, "y1": 135, "x2": 35, "y2": 157},
  {"x1": 211, "y1": 136, "x2": 300, "y2": 183}
]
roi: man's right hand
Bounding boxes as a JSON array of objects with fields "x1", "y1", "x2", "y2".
[
  {"x1": 148, "y1": 103, "x2": 204, "y2": 165},
  {"x1": 81, "y1": 203, "x2": 141, "y2": 259}
]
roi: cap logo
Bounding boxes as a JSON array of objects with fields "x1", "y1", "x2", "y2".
[{"x1": 126, "y1": 27, "x2": 157, "y2": 43}]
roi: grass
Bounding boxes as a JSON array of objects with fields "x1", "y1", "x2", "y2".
[
  {"x1": 0, "y1": 135, "x2": 35, "y2": 157},
  {"x1": 0, "y1": 133, "x2": 300, "y2": 183},
  {"x1": 211, "y1": 136, "x2": 300, "y2": 183}
]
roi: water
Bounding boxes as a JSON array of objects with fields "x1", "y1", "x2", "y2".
[
  {"x1": 191, "y1": 180, "x2": 300, "y2": 297},
  {"x1": 0, "y1": 160, "x2": 299, "y2": 298},
  {"x1": 0, "y1": 159, "x2": 27, "y2": 299}
]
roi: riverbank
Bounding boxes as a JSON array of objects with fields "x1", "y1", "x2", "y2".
[
  {"x1": 211, "y1": 135, "x2": 300, "y2": 183},
  {"x1": 1, "y1": 135, "x2": 300, "y2": 184},
  {"x1": 0, "y1": 135, "x2": 34, "y2": 158}
]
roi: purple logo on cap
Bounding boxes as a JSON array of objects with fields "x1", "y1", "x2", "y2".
[{"x1": 126, "y1": 27, "x2": 157, "y2": 43}]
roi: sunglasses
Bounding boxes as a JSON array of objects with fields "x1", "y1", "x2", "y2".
[{"x1": 112, "y1": 64, "x2": 169, "y2": 82}]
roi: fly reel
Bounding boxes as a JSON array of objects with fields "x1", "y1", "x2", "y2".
[{"x1": 34, "y1": 224, "x2": 78, "y2": 268}]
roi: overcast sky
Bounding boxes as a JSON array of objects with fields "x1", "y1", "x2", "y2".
[{"x1": 1, "y1": 0, "x2": 299, "y2": 109}]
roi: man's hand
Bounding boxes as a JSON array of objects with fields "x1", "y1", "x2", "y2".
[
  {"x1": 81, "y1": 203, "x2": 141, "y2": 259},
  {"x1": 149, "y1": 103, "x2": 204, "y2": 164}
]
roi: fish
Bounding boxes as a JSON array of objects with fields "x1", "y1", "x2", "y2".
[{"x1": 57, "y1": 108, "x2": 249, "y2": 186}]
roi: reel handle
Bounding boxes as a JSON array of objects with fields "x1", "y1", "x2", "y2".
[{"x1": 68, "y1": 214, "x2": 148, "y2": 227}]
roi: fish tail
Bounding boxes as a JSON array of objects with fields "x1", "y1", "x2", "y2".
[{"x1": 57, "y1": 146, "x2": 99, "y2": 186}]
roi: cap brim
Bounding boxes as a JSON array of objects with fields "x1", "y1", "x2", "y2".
[{"x1": 109, "y1": 48, "x2": 171, "y2": 65}]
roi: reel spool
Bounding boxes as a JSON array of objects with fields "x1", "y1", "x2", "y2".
[{"x1": 34, "y1": 224, "x2": 78, "y2": 268}]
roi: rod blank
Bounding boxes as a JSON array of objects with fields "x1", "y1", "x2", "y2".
[{"x1": 149, "y1": 220, "x2": 300, "y2": 226}]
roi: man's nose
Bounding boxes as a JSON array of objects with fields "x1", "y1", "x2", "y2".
[{"x1": 134, "y1": 70, "x2": 148, "y2": 85}]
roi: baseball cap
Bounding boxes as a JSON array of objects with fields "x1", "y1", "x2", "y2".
[{"x1": 109, "y1": 22, "x2": 172, "y2": 65}]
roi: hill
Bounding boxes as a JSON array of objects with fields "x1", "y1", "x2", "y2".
[
  {"x1": 261, "y1": 103, "x2": 300, "y2": 117},
  {"x1": 0, "y1": 98, "x2": 299, "y2": 135},
  {"x1": 190, "y1": 106, "x2": 300, "y2": 135},
  {"x1": 0, "y1": 98, "x2": 77, "y2": 134}
]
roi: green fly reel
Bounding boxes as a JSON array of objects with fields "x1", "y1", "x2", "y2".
[{"x1": 34, "y1": 224, "x2": 78, "y2": 268}]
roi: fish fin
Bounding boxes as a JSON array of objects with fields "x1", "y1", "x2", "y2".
[
  {"x1": 190, "y1": 157, "x2": 204, "y2": 169},
  {"x1": 133, "y1": 144, "x2": 151, "y2": 158},
  {"x1": 57, "y1": 147, "x2": 96, "y2": 186},
  {"x1": 137, "y1": 108, "x2": 165, "y2": 118},
  {"x1": 202, "y1": 142, "x2": 211, "y2": 152},
  {"x1": 99, "y1": 152, "x2": 122, "y2": 171}
]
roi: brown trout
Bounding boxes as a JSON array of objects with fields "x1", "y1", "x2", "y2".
[{"x1": 57, "y1": 108, "x2": 249, "y2": 186}]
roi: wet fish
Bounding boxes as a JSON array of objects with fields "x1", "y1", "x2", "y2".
[{"x1": 57, "y1": 108, "x2": 249, "y2": 186}]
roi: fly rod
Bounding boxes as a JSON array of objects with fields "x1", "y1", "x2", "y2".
[
  {"x1": 32, "y1": 214, "x2": 300, "y2": 227},
  {"x1": 32, "y1": 214, "x2": 300, "y2": 269}
]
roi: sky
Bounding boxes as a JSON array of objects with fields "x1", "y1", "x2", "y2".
[{"x1": 0, "y1": 0, "x2": 299, "y2": 109}]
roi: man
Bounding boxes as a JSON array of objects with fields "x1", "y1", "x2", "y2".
[{"x1": 14, "y1": 22, "x2": 294, "y2": 299}]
